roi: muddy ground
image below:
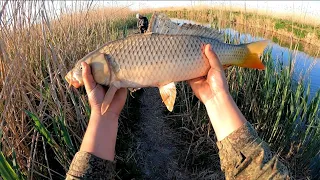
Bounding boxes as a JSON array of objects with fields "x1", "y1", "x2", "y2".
[{"x1": 118, "y1": 87, "x2": 224, "y2": 180}]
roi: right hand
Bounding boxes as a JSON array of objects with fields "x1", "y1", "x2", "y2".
[
  {"x1": 188, "y1": 44, "x2": 229, "y2": 106},
  {"x1": 81, "y1": 62, "x2": 127, "y2": 117}
]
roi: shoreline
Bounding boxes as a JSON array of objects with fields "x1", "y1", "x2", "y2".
[{"x1": 148, "y1": 8, "x2": 320, "y2": 58}]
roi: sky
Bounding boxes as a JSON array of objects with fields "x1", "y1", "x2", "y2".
[{"x1": 88, "y1": 1, "x2": 320, "y2": 19}]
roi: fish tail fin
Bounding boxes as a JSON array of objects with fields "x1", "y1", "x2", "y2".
[{"x1": 239, "y1": 40, "x2": 269, "y2": 70}]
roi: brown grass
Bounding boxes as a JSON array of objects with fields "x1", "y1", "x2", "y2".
[
  {"x1": 0, "y1": 1, "x2": 136, "y2": 178},
  {"x1": 1, "y1": 2, "x2": 319, "y2": 180},
  {"x1": 144, "y1": 5, "x2": 320, "y2": 26}
]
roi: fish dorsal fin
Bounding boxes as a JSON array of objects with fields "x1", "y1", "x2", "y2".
[
  {"x1": 147, "y1": 12, "x2": 224, "y2": 41},
  {"x1": 158, "y1": 82, "x2": 176, "y2": 112}
]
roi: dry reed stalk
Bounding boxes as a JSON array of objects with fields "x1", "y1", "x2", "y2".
[{"x1": 0, "y1": 1, "x2": 136, "y2": 178}]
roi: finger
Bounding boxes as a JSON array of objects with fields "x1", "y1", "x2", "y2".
[
  {"x1": 187, "y1": 77, "x2": 205, "y2": 87},
  {"x1": 187, "y1": 77, "x2": 205, "y2": 97},
  {"x1": 81, "y1": 62, "x2": 97, "y2": 93},
  {"x1": 115, "y1": 88, "x2": 128, "y2": 98},
  {"x1": 101, "y1": 85, "x2": 118, "y2": 115},
  {"x1": 205, "y1": 44, "x2": 224, "y2": 72},
  {"x1": 110, "y1": 88, "x2": 128, "y2": 113}
]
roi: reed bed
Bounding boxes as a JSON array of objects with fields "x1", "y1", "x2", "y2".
[
  {"x1": 157, "y1": 7, "x2": 320, "y2": 58},
  {"x1": 0, "y1": 1, "x2": 137, "y2": 179},
  {"x1": 0, "y1": 1, "x2": 319, "y2": 180}
]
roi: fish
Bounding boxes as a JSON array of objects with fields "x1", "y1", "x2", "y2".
[{"x1": 65, "y1": 12, "x2": 268, "y2": 114}]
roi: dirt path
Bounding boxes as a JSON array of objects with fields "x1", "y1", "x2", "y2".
[{"x1": 132, "y1": 88, "x2": 191, "y2": 179}]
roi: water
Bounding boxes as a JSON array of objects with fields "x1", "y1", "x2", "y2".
[
  {"x1": 171, "y1": 18, "x2": 320, "y2": 98},
  {"x1": 171, "y1": 18, "x2": 211, "y2": 28}
]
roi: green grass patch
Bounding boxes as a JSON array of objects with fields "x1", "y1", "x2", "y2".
[
  {"x1": 272, "y1": 36, "x2": 280, "y2": 44},
  {"x1": 0, "y1": 152, "x2": 20, "y2": 180},
  {"x1": 293, "y1": 28, "x2": 307, "y2": 38},
  {"x1": 316, "y1": 30, "x2": 320, "y2": 39},
  {"x1": 275, "y1": 20, "x2": 287, "y2": 30}
]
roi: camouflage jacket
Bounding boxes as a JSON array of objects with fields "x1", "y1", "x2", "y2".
[{"x1": 66, "y1": 122, "x2": 289, "y2": 179}]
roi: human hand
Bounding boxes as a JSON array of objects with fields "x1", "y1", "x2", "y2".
[
  {"x1": 188, "y1": 44, "x2": 247, "y2": 141},
  {"x1": 188, "y1": 44, "x2": 229, "y2": 106},
  {"x1": 81, "y1": 62, "x2": 127, "y2": 116},
  {"x1": 80, "y1": 62, "x2": 126, "y2": 160}
]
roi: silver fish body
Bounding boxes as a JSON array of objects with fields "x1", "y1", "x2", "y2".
[{"x1": 97, "y1": 33, "x2": 247, "y2": 88}]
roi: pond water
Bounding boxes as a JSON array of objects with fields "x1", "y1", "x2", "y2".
[{"x1": 171, "y1": 18, "x2": 320, "y2": 98}]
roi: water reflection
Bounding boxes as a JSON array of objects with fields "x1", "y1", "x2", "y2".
[
  {"x1": 171, "y1": 18, "x2": 320, "y2": 98},
  {"x1": 171, "y1": 18, "x2": 211, "y2": 28}
]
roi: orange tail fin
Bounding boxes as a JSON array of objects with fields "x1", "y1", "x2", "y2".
[{"x1": 239, "y1": 40, "x2": 269, "y2": 70}]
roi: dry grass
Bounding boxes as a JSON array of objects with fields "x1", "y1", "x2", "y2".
[
  {"x1": 153, "y1": 7, "x2": 320, "y2": 58},
  {"x1": 149, "y1": 5, "x2": 320, "y2": 26},
  {"x1": 0, "y1": 1, "x2": 319, "y2": 180},
  {"x1": 0, "y1": 1, "x2": 136, "y2": 179}
]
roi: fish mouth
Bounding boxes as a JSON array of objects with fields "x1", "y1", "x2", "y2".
[{"x1": 65, "y1": 72, "x2": 83, "y2": 88}]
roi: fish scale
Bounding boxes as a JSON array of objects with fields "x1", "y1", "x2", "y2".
[
  {"x1": 65, "y1": 12, "x2": 268, "y2": 113},
  {"x1": 100, "y1": 34, "x2": 211, "y2": 88},
  {"x1": 102, "y1": 34, "x2": 234, "y2": 88}
]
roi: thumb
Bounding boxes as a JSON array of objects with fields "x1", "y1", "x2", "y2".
[
  {"x1": 205, "y1": 45, "x2": 229, "y2": 92},
  {"x1": 81, "y1": 62, "x2": 97, "y2": 94},
  {"x1": 205, "y1": 44, "x2": 223, "y2": 72}
]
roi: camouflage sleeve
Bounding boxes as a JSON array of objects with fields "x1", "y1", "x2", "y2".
[
  {"x1": 216, "y1": 122, "x2": 290, "y2": 179},
  {"x1": 66, "y1": 151, "x2": 116, "y2": 180}
]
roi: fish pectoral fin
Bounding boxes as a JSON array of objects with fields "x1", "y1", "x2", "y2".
[
  {"x1": 158, "y1": 82, "x2": 177, "y2": 112},
  {"x1": 101, "y1": 85, "x2": 118, "y2": 115}
]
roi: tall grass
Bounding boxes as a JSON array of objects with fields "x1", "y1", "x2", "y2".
[
  {"x1": 0, "y1": 1, "x2": 137, "y2": 179},
  {"x1": 0, "y1": 1, "x2": 319, "y2": 180}
]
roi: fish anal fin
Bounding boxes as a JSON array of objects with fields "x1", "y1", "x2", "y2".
[
  {"x1": 159, "y1": 82, "x2": 176, "y2": 112},
  {"x1": 101, "y1": 85, "x2": 118, "y2": 115}
]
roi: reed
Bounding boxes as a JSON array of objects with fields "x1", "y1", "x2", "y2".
[
  {"x1": 0, "y1": 1, "x2": 137, "y2": 179},
  {"x1": 157, "y1": 7, "x2": 320, "y2": 58},
  {"x1": 0, "y1": 1, "x2": 319, "y2": 179}
]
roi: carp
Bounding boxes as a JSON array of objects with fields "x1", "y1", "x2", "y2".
[{"x1": 65, "y1": 12, "x2": 268, "y2": 114}]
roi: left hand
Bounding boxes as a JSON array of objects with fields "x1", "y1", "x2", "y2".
[{"x1": 81, "y1": 62, "x2": 127, "y2": 116}]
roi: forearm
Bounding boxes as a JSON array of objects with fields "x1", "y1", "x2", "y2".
[
  {"x1": 205, "y1": 92, "x2": 246, "y2": 141},
  {"x1": 80, "y1": 110, "x2": 119, "y2": 161},
  {"x1": 66, "y1": 110, "x2": 119, "y2": 179},
  {"x1": 217, "y1": 122, "x2": 289, "y2": 179},
  {"x1": 206, "y1": 93, "x2": 289, "y2": 178}
]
